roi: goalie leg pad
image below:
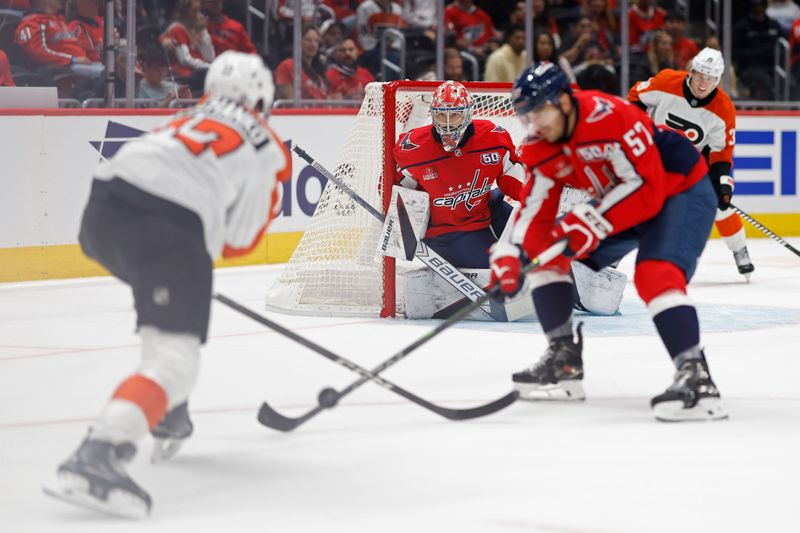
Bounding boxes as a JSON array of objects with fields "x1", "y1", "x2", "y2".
[{"x1": 571, "y1": 262, "x2": 627, "y2": 316}]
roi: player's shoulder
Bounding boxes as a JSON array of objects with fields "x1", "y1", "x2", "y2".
[
  {"x1": 393, "y1": 126, "x2": 436, "y2": 162},
  {"x1": 576, "y1": 90, "x2": 628, "y2": 124},
  {"x1": 471, "y1": 119, "x2": 514, "y2": 143},
  {"x1": 705, "y1": 87, "x2": 736, "y2": 122},
  {"x1": 636, "y1": 69, "x2": 687, "y2": 94}
]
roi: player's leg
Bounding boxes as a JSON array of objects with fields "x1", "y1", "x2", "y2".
[
  {"x1": 635, "y1": 179, "x2": 727, "y2": 422},
  {"x1": 424, "y1": 228, "x2": 497, "y2": 268},
  {"x1": 46, "y1": 187, "x2": 212, "y2": 517},
  {"x1": 714, "y1": 208, "x2": 754, "y2": 279},
  {"x1": 511, "y1": 233, "x2": 638, "y2": 400}
]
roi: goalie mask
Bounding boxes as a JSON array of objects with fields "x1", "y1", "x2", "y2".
[{"x1": 430, "y1": 81, "x2": 474, "y2": 152}]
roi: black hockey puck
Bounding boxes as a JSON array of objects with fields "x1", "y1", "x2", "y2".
[{"x1": 318, "y1": 387, "x2": 339, "y2": 408}]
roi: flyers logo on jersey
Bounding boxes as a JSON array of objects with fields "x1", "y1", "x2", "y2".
[
  {"x1": 665, "y1": 113, "x2": 705, "y2": 145},
  {"x1": 480, "y1": 152, "x2": 500, "y2": 165}
]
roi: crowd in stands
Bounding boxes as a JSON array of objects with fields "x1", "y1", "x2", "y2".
[{"x1": 1, "y1": 0, "x2": 800, "y2": 103}]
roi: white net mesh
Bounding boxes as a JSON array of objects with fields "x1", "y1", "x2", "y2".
[{"x1": 265, "y1": 81, "x2": 526, "y2": 317}]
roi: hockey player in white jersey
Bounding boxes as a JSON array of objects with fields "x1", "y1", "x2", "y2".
[
  {"x1": 627, "y1": 47, "x2": 755, "y2": 279},
  {"x1": 43, "y1": 51, "x2": 291, "y2": 518}
]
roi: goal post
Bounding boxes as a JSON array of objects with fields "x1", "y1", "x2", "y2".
[{"x1": 265, "y1": 80, "x2": 524, "y2": 318}]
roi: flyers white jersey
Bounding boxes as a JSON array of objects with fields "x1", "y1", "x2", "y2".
[
  {"x1": 95, "y1": 96, "x2": 290, "y2": 259},
  {"x1": 627, "y1": 69, "x2": 736, "y2": 166}
]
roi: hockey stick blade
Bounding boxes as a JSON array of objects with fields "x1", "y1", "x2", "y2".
[
  {"x1": 214, "y1": 294, "x2": 519, "y2": 430},
  {"x1": 257, "y1": 401, "x2": 324, "y2": 432}
]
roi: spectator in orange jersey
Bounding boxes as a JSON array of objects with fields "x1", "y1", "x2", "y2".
[
  {"x1": 160, "y1": 0, "x2": 215, "y2": 79},
  {"x1": 201, "y1": 0, "x2": 257, "y2": 55},
  {"x1": 275, "y1": 26, "x2": 329, "y2": 100},
  {"x1": 327, "y1": 37, "x2": 374, "y2": 100},
  {"x1": 66, "y1": 0, "x2": 106, "y2": 63},
  {"x1": 0, "y1": 49, "x2": 15, "y2": 86}
]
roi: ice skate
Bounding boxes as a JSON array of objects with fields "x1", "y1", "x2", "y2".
[
  {"x1": 512, "y1": 323, "x2": 585, "y2": 400},
  {"x1": 151, "y1": 402, "x2": 193, "y2": 463},
  {"x1": 733, "y1": 247, "x2": 754, "y2": 281},
  {"x1": 43, "y1": 437, "x2": 151, "y2": 519},
  {"x1": 651, "y1": 358, "x2": 728, "y2": 422}
]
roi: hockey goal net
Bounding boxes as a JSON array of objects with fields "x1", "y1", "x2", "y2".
[{"x1": 265, "y1": 80, "x2": 527, "y2": 318}]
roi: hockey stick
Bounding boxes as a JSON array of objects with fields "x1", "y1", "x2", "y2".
[
  {"x1": 246, "y1": 240, "x2": 567, "y2": 432},
  {"x1": 729, "y1": 204, "x2": 800, "y2": 258},
  {"x1": 292, "y1": 144, "x2": 507, "y2": 322},
  {"x1": 214, "y1": 293, "x2": 518, "y2": 429}
]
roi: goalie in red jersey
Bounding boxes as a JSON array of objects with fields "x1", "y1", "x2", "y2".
[
  {"x1": 491, "y1": 62, "x2": 727, "y2": 421},
  {"x1": 392, "y1": 80, "x2": 526, "y2": 269}
]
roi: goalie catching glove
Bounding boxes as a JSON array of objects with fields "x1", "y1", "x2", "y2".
[
  {"x1": 489, "y1": 241, "x2": 524, "y2": 299},
  {"x1": 550, "y1": 201, "x2": 613, "y2": 260}
]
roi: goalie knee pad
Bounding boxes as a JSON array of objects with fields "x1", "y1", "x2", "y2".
[
  {"x1": 138, "y1": 326, "x2": 201, "y2": 409},
  {"x1": 571, "y1": 262, "x2": 626, "y2": 315}
]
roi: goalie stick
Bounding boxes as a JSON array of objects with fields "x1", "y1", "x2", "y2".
[
  {"x1": 214, "y1": 293, "x2": 518, "y2": 429},
  {"x1": 292, "y1": 144, "x2": 507, "y2": 322},
  {"x1": 229, "y1": 240, "x2": 567, "y2": 432},
  {"x1": 730, "y1": 204, "x2": 800, "y2": 258}
]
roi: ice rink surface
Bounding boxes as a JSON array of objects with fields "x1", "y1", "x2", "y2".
[{"x1": 1, "y1": 238, "x2": 799, "y2": 533}]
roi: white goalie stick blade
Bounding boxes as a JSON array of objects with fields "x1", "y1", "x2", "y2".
[
  {"x1": 652, "y1": 397, "x2": 728, "y2": 422},
  {"x1": 515, "y1": 380, "x2": 586, "y2": 401},
  {"x1": 43, "y1": 471, "x2": 150, "y2": 520}
]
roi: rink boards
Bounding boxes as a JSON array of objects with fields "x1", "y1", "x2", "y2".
[{"x1": 0, "y1": 108, "x2": 798, "y2": 282}]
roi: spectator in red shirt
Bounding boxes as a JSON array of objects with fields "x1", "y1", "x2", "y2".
[
  {"x1": 66, "y1": 0, "x2": 105, "y2": 63},
  {"x1": 663, "y1": 11, "x2": 698, "y2": 69},
  {"x1": 275, "y1": 26, "x2": 329, "y2": 100},
  {"x1": 15, "y1": 0, "x2": 105, "y2": 76},
  {"x1": 327, "y1": 37, "x2": 374, "y2": 100},
  {"x1": 160, "y1": 0, "x2": 215, "y2": 79},
  {"x1": 201, "y1": 0, "x2": 257, "y2": 55},
  {"x1": 581, "y1": 0, "x2": 617, "y2": 55},
  {"x1": 1, "y1": 0, "x2": 29, "y2": 11},
  {"x1": 445, "y1": 0, "x2": 497, "y2": 60},
  {"x1": 628, "y1": 0, "x2": 666, "y2": 52},
  {"x1": 0, "y1": 49, "x2": 15, "y2": 86}
]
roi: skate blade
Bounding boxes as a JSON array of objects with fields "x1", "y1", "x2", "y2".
[
  {"x1": 515, "y1": 380, "x2": 585, "y2": 401},
  {"x1": 43, "y1": 470, "x2": 150, "y2": 519},
  {"x1": 653, "y1": 397, "x2": 728, "y2": 422},
  {"x1": 151, "y1": 437, "x2": 184, "y2": 464}
]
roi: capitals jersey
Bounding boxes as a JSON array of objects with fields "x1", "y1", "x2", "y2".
[
  {"x1": 15, "y1": 13, "x2": 86, "y2": 67},
  {"x1": 393, "y1": 119, "x2": 525, "y2": 238},
  {"x1": 94, "y1": 97, "x2": 291, "y2": 259},
  {"x1": 627, "y1": 68, "x2": 736, "y2": 178},
  {"x1": 68, "y1": 16, "x2": 104, "y2": 62},
  {"x1": 512, "y1": 90, "x2": 708, "y2": 256}
]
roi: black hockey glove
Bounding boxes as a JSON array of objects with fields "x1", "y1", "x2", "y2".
[{"x1": 715, "y1": 175, "x2": 734, "y2": 210}]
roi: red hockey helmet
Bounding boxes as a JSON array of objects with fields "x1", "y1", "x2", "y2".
[{"x1": 430, "y1": 81, "x2": 474, "y2": 152}]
